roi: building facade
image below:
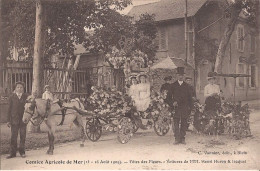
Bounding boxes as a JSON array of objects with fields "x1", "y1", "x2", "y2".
[{"x1": 128, "y1": 0, "x2": 260, "y2": 102}]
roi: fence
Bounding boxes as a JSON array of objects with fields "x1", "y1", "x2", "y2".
[
  {"x1": 1, "y1": 66, "x2": 126, "y2": 97},
  {"x1": 1, "y1": 67, "x2": 89, "y2": 98}
]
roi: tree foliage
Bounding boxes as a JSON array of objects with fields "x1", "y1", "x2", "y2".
[
  {"x1": 85, "y1": 13, "x2": 158, "y2": 63},
  {"x1": 2, "y1": 0, "x2": 132, "y2": 66},
  {"x1": 214, "y1": 0, "x2": 258, "y2": 73}
]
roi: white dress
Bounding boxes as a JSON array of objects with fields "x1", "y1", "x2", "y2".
[
  {"x1": 135, "y1": 83, "x2": 151, "y2": 112},
  {"x1": 129, "y1": 84, "x2": 139, "y2": 102}
]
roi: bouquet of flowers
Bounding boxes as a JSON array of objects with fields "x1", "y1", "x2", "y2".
[
  {"x1": 221, "y1": 101, "x2": 251, "y2": 139},
  {"x1": 192, "y1": 99, "x2": 251, "y2": 138}
]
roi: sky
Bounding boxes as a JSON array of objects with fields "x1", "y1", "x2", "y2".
[{"x1": 119, "y1": 0, "x2": 160, "y2": 15}]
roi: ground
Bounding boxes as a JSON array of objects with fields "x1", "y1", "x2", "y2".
[{"x1": 0, "y1": 109, "x2": 259, "y2": 170}]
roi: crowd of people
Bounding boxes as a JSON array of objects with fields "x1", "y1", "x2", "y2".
[{"x1": 6, "y1": 66, "x2": 221, "y2": 159}]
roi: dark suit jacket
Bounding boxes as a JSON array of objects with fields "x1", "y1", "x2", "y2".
[
  {"x1": 188, "y1": 85, "x2": 196, "y2": 97},
  {"x1": 160, "y1": 83, "x2": 173, "y2": 107},
  {"x1": 7, "y1": 93, "x2": 28, "y2": 125},
  {"x1": 170, "y1": 81, "x2": 192, "y2": 118}
]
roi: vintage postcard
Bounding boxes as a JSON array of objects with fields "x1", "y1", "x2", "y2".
[{"x1": 0, "y1": 0, "x2": 259, "y2": 170}]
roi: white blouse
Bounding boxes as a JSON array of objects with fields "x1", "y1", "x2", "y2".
[
  {"x1": 204, "y1": 84, "x2": 220, "y2": 98},
  {"x1": 42, "y1": 91, "x2": 54, "y2": 101}
]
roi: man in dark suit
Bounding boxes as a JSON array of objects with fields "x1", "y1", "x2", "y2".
[
  {"x1": 160, "y1": 76, "x2": 173, "y2": 108},
  {"x1": 6, "y1": 82, "x2": 28, "y2": 159},
  {"x1": 170, "y1": 67, "x2": 192, "y2": 144},
  {"x1": 185, "y1": 77, "x2": 196, "y2": 98}
]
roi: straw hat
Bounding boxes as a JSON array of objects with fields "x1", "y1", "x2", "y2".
[
  {"x1": 137, "y1": 73, "x2": 148, "y2": 82},
  {"x1": 207, "y1": 72, "x2": 217, "y2": 80},
  {"x1": 44, "y1": 85, "x2": 50, "y2": 90}
]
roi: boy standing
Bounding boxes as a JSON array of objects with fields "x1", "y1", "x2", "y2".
[{"x1": 6, "y1": 82, "x2": 28, "y2": 159}]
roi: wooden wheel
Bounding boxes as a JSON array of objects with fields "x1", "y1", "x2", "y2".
[
  {"x1": 131, "y1": 119, "x2": 139, "y2": 133},
  {"x1": 154, "y1": 116, "x2": 170, "y2": 136},
  {"x1": 85, "y1": 118, "x2": 102, "y2": 142},
  {"x1": 117, "y1": 117, "x2": 134, "y2": 144}
]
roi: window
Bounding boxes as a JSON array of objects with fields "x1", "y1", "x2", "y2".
[
  {"x1": 157, "y1": 27, "x2": 168, "y2": 51},
  {"x1": 236, "y1": 63, "x2": 246, "y2": 88},
  {"x1": 249, "y1": 65, "x2": 258, "y2": 88},
  {"x1": 250, "y1": 34, "x2": 256, "y2": 53},
  {"x1": 237, "y1": 24, "x2": 245, "y2": 52}
]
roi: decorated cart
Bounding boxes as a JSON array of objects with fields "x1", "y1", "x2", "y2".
[
  {"x1": 74, "y1": 86, "x2": 171, "y2": 144},
  {"x1": 191, "y1": 73, "x2": 251, "y2": 139}
]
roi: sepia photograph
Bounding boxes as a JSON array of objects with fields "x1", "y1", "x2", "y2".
[{"x1": 0, "y1": 0, "x2": 259, "y2": 170}]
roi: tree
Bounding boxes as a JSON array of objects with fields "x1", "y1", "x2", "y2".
[
  {"x1": 86, "y1": 13, "x2": 157, "y2": 63},
  {"x1": 214, "y1": 0, "x2": 258, "y2": 73},
  {"x1": 2, "y1": 0, "x2": 132, "y2": 132},
  {"x1": 85, "y1": 13, "x2": 157, "y2": 89},
  {"x1": 0, "y1": 0, "x2": 2, "y2": 87},
  {"x1": 2, "y1": 0, "x2": 132, "y2": 65}
]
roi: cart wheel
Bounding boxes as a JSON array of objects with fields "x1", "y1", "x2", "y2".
[
  {"x1": 85, "y1": 118, "x2": 102, "y2": 142},
  {"x1": 117, "y1": 117, "x2": 134, "y2": 144},
  {"x1": 154, "y1": 116, "x2": 170, "y2": 136},
  {"x1": 132, "y1": 119, "x2": 139, "y2": 133}
]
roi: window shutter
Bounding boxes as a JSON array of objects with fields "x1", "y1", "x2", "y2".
[
  {"x1": 160, "y1": 28, "x2": 166, "y2": 50},
  {"x1": 236, "y1": 64, "x2": 239, "y2": 87},
  {"x1": 236, "y1": 26, "x2": 239, "y2": 50},
  {"x1": 243, "y1": 63, "x2": 247, "y2": 87}
]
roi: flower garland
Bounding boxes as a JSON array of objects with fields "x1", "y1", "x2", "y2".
[
  {"x1": 87, "y1": 86, "x2": 171, "y2": 131},
  {"x1": 87, "y1": 86, "x2": 134, "y2": 131},
  {"x1": 192, "y1": 99, "x2": 251, "y2": 139}
]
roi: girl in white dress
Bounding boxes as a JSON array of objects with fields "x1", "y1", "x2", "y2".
[
  {"x1": 135, "y1": 74, "x2": 151, "y2": 112},
  {"x1": 129, "y1": 76, "x2": 139, "y2": 103}
]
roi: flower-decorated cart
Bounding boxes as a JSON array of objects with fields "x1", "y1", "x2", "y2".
[
  {"x1": 75, "y1": 85, "x2": 172, "y2": 144},
  {"x1": 191, "y1": 98, "x2": 251, "y2": 139}
]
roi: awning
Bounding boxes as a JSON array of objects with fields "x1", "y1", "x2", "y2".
[{"x1": 150, "y1": 57, "x2": 177, "y2": 70}]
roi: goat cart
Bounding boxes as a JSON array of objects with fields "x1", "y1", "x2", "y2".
[{"x1": 73, "y1": 87, "x2": 172, "y2": 144}]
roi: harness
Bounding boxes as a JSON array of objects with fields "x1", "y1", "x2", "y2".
[
  {"x1": 27, "y1": 99, "x2": 83, "y2": 126},
  {"x1": 27, "y1": 103, "x2": 48, "y2": 126}
]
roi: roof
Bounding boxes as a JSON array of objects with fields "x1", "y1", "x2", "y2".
[
  {"x1": 128, "y1": 0, "x2": 208, "y2": 21},
  {"x1": 151, "y1": 57, "x2": 177, "y2": 70}
]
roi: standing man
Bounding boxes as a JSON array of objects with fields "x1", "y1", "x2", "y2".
[
  {"x1": 160, "y1": 76, "x2": 173, "y2": 108},
  {"x1": 170, "y1": 67, "x2": 192, "y2": 145},
  {"x1": 185, "y1": 77, "x2": 196, "y2": 98},
  {"x1": 6, "y1": 82, "x2": 28, "y2": 159}
]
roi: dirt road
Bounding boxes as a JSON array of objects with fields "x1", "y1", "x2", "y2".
[{"x1": 1, "y1": 110, "x2": 259, "y2": 170}]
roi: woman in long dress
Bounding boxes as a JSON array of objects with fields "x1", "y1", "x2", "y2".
[
  {"x1": 129, "y1": 76, "x2": 139, "y2": 103},
  {"x1": 135, "y1": 74, "x2": 151, "y2": 112},
  {"x1": 204, "y1": 72, "x2": 221, "y2": 112}
]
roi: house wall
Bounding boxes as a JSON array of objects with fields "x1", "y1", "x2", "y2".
[
  {"x1": 153, "y1": 1, "x2": 259, "y2": 102},
  {"x1": 194, "y1": 2, "x2": 260, "y2": 102},
  {"x1": 154, "y1": 19, "x2": 195, "y2": 88}
]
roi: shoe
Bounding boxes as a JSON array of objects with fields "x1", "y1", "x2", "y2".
[
  {"x1": 20, "y1": 154, "x2": 26, "y2": 158},
  {"x1": 180, "y1": 138, "x2": 186, "y2": 144},
  {"x1": 173, "y1": 139, "x2": 180, "y2": 145},
  {"x1": 6, "y1": 154, "x2": 16, "y2": 159}
]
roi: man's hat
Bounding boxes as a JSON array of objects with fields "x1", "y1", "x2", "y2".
[
  {"x1": 176, "y1": 67, "x2": 185, "y2": 75},
  {"x1": 15, "y1": 81, "x2": 25, "y2": 88},
  {"x1": 185, "y1": 76, "x2": 192, "y2": 80},
  {"x1": 164, "y1": 76, "x2": 172, "y2": 81},
  {"x1": 207, "y1": 72, "x2": 217, "y2": 80}
]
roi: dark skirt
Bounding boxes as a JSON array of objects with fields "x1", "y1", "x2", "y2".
[{"x1": 205, "y1": 95, "x2": 221, "y2": 112}]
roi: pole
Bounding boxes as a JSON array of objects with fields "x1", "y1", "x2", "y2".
[
  {"x1": 0, "y1": 0, "x2": 3, "y2": 88},
  {"x1": 184, "y1": 0, "x2": 188, "y2": 64}
]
